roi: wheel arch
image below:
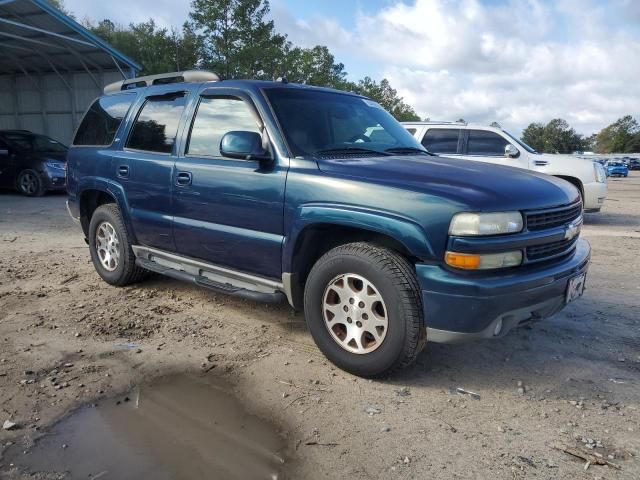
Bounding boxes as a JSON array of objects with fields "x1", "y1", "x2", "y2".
[
  {"x1": 77, "y1": 180, "x2": 135, "y2": 242},
  {"x1": 284, "y1": 206, "x2": 433, "y2": 309},
  {"x1": 554, "y1": 175, "x2": 584, "y2": 203}
]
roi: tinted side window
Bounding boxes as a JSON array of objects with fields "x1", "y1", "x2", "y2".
[
  {"x1": 73, "y1": 94, "x2": 135, "y2": 146},
  {"x1": 467, "y1": 130, "x2": 510, "y2": 155},
  {"x1": 187, "y1": 96, "x2": 260, "y2": 157},
  {"x1": 405, "y1": 128, "x2": 417, "y2": 135},
  {"x1": 126, "y1": 93, "x2": 187, "y2": 154},
  {"x1": 421, "y1": 128, "x2": 459, "y2": 154}
]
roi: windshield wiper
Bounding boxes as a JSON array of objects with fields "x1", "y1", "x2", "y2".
[
  {"x1": 313, "y1": 147, "x2": 391, "y2": 157},
  {"x1": 385, "y1": 147, "x2": 432, "y2": 156}
]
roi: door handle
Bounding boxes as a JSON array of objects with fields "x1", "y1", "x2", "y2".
[
  {"x1": 117, "y1": 165, "x2": 129, "y2": 178},
  {"x1": 176, "y1": 171, "x2": 192, "y2": 186}
]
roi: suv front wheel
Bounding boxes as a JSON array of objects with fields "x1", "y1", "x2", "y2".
[
  {"x1": 304, "y1": 242, "x2": 425, "y2": 377},
  {"x1": 88, "y1": 203, "x2": 146, "y2": 286}
]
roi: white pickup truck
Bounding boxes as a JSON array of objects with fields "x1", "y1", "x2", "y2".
[{"x1": 402, "y1": 122, "x2": 608, "y2": 212}]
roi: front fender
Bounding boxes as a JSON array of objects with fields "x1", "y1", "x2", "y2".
[{"x1": 283, "y1": 203, "x2": 434, "y2": 272}]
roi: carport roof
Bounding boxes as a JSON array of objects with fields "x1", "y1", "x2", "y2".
[{"x1": 0, "y1": 0, "x2": 141, "y2": 77}]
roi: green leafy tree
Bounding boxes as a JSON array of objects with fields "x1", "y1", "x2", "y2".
[
  {"x1": 521, "y1": 119, "x2": 586, "y2": 153},
  {"x1": 282, "y1": 45, "x2": 347, "y2": 88},
  {"x1": 346, "y1": 77, "x2": 420, "y2": 122},
  {"x1": 89, "y1": 19, "x2": 199, "y2": 75},
  {"x1": 521, "y1": 122, "x2": 546, "y2": 152},
  {"x1": 595, "y1": 115, "x2": 640, "y2": 153},
  {"x1": 189, "y1": 0, "x2": 286, "y2": 79}
]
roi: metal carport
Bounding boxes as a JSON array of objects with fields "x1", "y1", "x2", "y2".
[{"x1": 0, "y1": 0, "x2": 141, "y2": 144}]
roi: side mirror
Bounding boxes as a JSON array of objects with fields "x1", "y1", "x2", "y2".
[
  {"x1": 220, "y1": 131, "x2": 271, "y2": 162},
  {"x1": 0, "y1": 149, "x2": 9, "y2": 156},
  {"x1": 505, "y1": 144, "x2": 519, "y2": 158}
]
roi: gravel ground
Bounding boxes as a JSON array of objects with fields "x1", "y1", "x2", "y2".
[{"x1": 0, "y1": 173, "x2": 639, "y2": 479}]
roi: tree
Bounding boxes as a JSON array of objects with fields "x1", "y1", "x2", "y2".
[
  {"x1": 521, "y1": 119, "x2": 587, "y2": 153},
  {"x1": 282, "y1": 45, "x2": 347, "y2": 88},
  {"x1": 521, "y1": 122, "x2": 545, "y2": 152},
  {"x1": 347, "y1": 77, "x2": 420, "y2": 122},
  {"x1": 595, "y1": 115, "x2": 640, "y2": 153},
  {"x1": 88, "y1": 19, "x2": 199, "y2": 75},
  {"x1": 189, "y1": 0, "x2": 286, "y2": 79}
]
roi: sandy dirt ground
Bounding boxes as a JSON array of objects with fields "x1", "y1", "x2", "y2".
[{"x1": 0, "y1": 173, "x2": 639, "y2": 479}]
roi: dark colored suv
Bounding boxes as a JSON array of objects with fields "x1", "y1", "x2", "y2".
[
  {"x1": 0, "y1": 130, "x2": 67, "y2": 196},
  {"x1": 66, "y1": 71, "x2": 590, "y2": 377}
]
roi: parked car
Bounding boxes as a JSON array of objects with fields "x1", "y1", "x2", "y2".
[
  {"x1": 628, "y1": 159, "x2": 640, "y2": 170},
  {"x1": 607, "y1": 161, "x2": 629, "y2": 177},
  {"x1": 0, "y1": 130, "x2": 67, "y2": 196},
  {"x1": 66, "y1": 71, "x2": 590, "y2": 377},
  {"x1": 402, "y1": 122, "x2": 608, "y2": 212}
]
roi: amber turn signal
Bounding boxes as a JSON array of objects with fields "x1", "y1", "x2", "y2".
[
  {"x1": 445, "y1": 250, "x2": 523, "y2": 270},
  {"x1": 445, "y1": 252, "x2": 482, "y2": 269}
]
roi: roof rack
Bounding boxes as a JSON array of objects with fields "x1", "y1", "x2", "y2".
[
  {"x1": 104, "y1": 70, "x2": 220, "y2": 94},
  {"x1": 401, "y1": 120, "x2": 468, "y2": 126}
]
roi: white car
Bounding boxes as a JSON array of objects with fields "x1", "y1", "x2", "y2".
[{"x1": 402, "y1": 122, "x2": 607, "y2": 212}]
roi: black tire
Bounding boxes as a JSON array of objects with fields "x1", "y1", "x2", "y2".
[
  {"x1": 88, "y1": 203, "x2": 146, "y2": 286},
  {"x1": 17, "y1": 169, "x2": 45, "y2": 197},
  {"x1": 304, "y1": 242, "x2": 425, "y2": 377}
]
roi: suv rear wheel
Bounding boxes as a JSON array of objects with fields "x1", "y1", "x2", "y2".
[
  {"x1": 304, "y1": 242, "x2": 425, "y2": 377},
  {"x1": 88, "y1": 203, "x2": 146, "y2": 286}
]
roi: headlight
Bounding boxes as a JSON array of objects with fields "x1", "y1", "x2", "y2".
[
  {"x1": 445, "y1": 250, "x2": 523, "y2": 270},
  {"x1": 45, "y1": 161, "x2": 65, "y2": 170},
  {"x1": 449, "y1": 211, "x2": 523, "y2": 236},
  {"x1": 593, "y1": 162, "x2": 606, "y2": 183}
]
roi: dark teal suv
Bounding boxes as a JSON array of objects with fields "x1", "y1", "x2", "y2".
[{"x1": 66, "y1": 71, "x2": 590, "y2": 377}]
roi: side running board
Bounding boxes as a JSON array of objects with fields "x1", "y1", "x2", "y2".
[{"x1": 133, "y1": 246, "x2": 286, "y2": 304}]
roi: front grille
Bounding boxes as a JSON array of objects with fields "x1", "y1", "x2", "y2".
[
  {"x1": 525, "y1": 202, "x2": 582, "y2": 231},
  {"x1": 526, "y1": 237, "x2": 578, "y2": 261}
]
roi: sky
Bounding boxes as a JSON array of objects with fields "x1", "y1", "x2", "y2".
[{"x1": 63, "y1": 0, "x2": 640, "y2": 135}]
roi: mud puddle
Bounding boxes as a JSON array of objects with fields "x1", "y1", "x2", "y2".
[{"x1": 5, "y1": 374, "x2": 288, "y2": 479}]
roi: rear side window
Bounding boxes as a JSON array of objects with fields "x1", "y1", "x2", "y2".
[
  {"x1": 73, "y1": 94, "x2": 135, "y2": 146},
  {"x1": 126, "y1": 93, "x2": 187, "y2": 154},
  {"x1": 187, "y1": 96, "x2": 260, "y2": 157},
  {"x1": 467, "y1": 130, "x2": 510, "y2": 156},
  {"x1": 422, "y1": 128, "x2": 460, "y2": 154},
  {"x1": 405, "y1": 128, "x2": 417, "y2": 135}
]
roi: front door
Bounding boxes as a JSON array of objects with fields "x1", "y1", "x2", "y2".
[
  {"x1": 458, "y1": 129, "x2": 529, "y2": 169},
  {"x1": 172, "y1": 90, "x2": 287, "y2": 280}
]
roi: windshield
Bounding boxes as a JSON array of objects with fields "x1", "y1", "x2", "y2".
[
  {"x1": 501, "y1": 130, "x2": 538, "y2": 154},
  {"x1": 3, "y1": 133, "x2": 68, "y2": 153},
  {"x1": 264, "y1": 88, "x2": 426, "y2": 158}
]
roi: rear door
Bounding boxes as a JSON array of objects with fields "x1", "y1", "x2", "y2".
[
  {"x1": 115, "y1": 89, "x2": 189, "y2": 251},
  {"x1": 419, "y1": 127, "x2": 463, "y2": 157},
  {"x1": 171, "y1": 88, "x2": 287, "y2": 279}
]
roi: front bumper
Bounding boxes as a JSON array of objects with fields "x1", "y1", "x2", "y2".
[
  {"x1": 42, "y1": 170, "x2": 67, "y2": 191},
  {"x1": 416, "y1": 238, "x2": 590, "y2": 343},
  {"x1": 583, "y1": 180, "x2": 607, "y2": 211}
]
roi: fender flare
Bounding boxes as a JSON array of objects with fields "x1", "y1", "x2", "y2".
[
  {"x1": 77, "y1": 177, "x2": 137, "y2": 243},
  {"x1": 283, "y1": 203, "x2": 434, "y2": 272}
]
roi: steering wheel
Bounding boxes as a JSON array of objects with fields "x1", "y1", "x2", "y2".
[{"x1": 348, "y1": 134, "x2": 371, "y2": 143}]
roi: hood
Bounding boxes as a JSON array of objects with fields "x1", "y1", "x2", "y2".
[{"x1": 317, "y1": 155, "x2": 580, "y2": 211}]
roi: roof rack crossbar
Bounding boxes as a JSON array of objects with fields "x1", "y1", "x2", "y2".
[{"x1": 103, "y1": 70, "x2": 220, "y2": 94}]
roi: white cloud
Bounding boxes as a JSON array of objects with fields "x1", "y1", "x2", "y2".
[
  {"x1": 275, "y1": 0, "x2": 640, "y2": 135},
  {"x1": 64, "y1": 0, "x2": 640, "y2": 134}
]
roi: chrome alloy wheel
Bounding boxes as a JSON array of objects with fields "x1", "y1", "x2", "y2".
[
  {"x1": 95, "y1": 221, "x2": 120, "y2": 272},
  {"x1": 322, "y1": 273, "x2": 388, "y2": 354}
]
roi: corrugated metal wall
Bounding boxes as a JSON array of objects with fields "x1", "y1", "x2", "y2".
[{"x1": 0, "y1": 70, "x2": 123, "y2": 145}]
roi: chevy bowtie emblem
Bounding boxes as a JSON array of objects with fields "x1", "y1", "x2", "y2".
[{"x1": 564, "y1": 218, "x2": 582, "y2": 240}]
